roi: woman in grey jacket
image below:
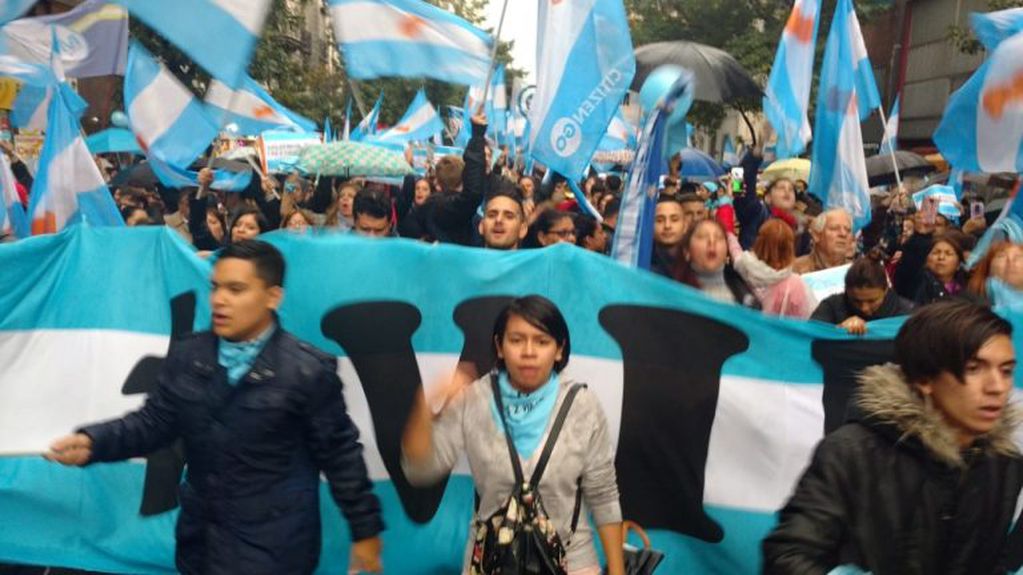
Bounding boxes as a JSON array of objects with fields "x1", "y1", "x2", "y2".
[{"x1": 402, "y1": 296, "x2": 625, "y2": 575}]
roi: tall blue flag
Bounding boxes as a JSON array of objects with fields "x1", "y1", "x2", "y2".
[
  {"x1": 763, "y1": 0, "x2": 822, "y2": 159},
  {"x1": 115, "y1": 0, "x2": 270, "y2": 87},
  {"x1": 610, "y1": 76, "x2": 691, "y2": 269},
  {"x1": 530, "y1": 0, "x2": 636, "y2": 180},
  {"x1": 807, "y1": 0, "x2": 880, "y2": 232}
]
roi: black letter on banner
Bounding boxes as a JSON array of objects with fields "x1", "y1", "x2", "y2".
[
  {"x1": 321, "y1": 302, "x2": 446, "y2": 524},
  {"x1": 600, "y1": 305, "x2": 748, "y2": 543},
  {"x1": 453, "y1": 296, "x2": 516, "y2": 375},
  {"x1": 811, "y1": 339, "x2": 894, "y2": 434},
  {"x1": 121, "y1": 292, "x2": 193, "y2": 516}
]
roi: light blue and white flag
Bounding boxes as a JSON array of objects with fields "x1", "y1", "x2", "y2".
[
  {"x1": 912, "y1": 184, "x2": 961, "y2": 221},
  {"x1": 879, "y1": 94, "x2": 900, "y2": 154},
  {"x1": 530, "y1": 0, "x2": 636, "y2": 180},
  {"x1": 605, "y1": 107, "x2": 637, "y2": 149},
  {"x1": 115, "y1": 0, "x2": 270, "y2": 87},
  {"x1": 0, "y1": 154, "x2": 26, "y2": 238},
  {"x1": 490, "y1": 64, "x2": 508, "y2": 140},
  {"x1": 934, "y1": 9, "x2": 1023, "y2": 173},
  {"x1": 0, "y1": 0, "x2": 33, "y2": 26},
  {"x1": 147, "y1": 155, "x2": 253, "y2": 193},
  {"x1": 323, "y1": 116, "x2": 333, "y2": 143},
  {"x1": 763, "y1": 0, "x2": 821, "y2": 159},
  {"x1": 204, "y1": 75, "x2": 317, "y2": 136},
  {"x1": 10, "y1": 83, "x2": 51, "y2": 131},
  {"x1": 807, "y1": 0, "x2": 879, "y2": 232},
  {"x1": 1, "y1": 0, "x2": 129, "y2": 78},
  {"x1": 610, "y1": 76, "x2": 689, "y2": 269},
  {"x1": 328, "y1": 0, "x2": 492, "y2": 86},
  {"x1": 722, "y1": 134, "x2": 738, "y2": 167},
  {"x1": 351, "y1": 92, "x2": 383, "y2": 142},
  {"x1": 0, "y1": 52, "x2": 53, "y2": 85},
  {"x1": 27, "y1": 71, "x2": 121, "y2": 233},
  {"x1": 124, "y1": 42, "x2": 219, "y2": 168},
  {"x1": 370, "y1": 89, "x2": 443, "y2": 144}
]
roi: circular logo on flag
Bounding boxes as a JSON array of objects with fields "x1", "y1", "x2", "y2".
[
  {"x1": 4, "y1": 21, "x2": 88, "y2": 63},
  {"x1": 517, "y1": 85, "x2": 536, "y2": 117},
  {"x1": 550, "y1": 117, "x2": 581, "y2": 158}
]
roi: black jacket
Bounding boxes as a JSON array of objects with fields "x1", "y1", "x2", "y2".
[
  {"x1": 81, "y1": 328, "x2": 383, "y2": 575},
  {"x1": 763, "y1": 364, "x2": 1023, "y2": 575},
  {"x1": 810, "y1": 290, "x2": 914, "y2": 324},
  {"x1": 914, "y1": 269, "x2": 968, "y2": 306},
  {"x1": 893, "y1": 232, "x2": 933, "y2": 299},
  {"x1": 416, "y1": 122, "x2": 486, "y2": 244}
]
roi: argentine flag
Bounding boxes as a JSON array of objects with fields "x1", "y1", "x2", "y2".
[
  {"x1": 328, "y1": 0, "x2": 493, "y2": 86},
  {"x1": 370, "y1": 89, "x2": 444, "y2": 145},
  {"x1": 807, "y1": 0, "x2": 879, "y2": 233},
  {"x1": 124, "y1": 42, "x2": 219, "y2": 168},
  {"x1": 530, "y1": 0, "x2": 636, "y2": 180},
  {"x1": 204, "y1": 75, "x2": 317, "y2": 136},
  {"x1": 28, "y1": 83, "x2": 122, "y2": 235},
  {"x1": 722, "y1": 134, "x2": 739, "y2": 167},
  {"x1": 115, "y1": 0, "x2": 270, "y2": 87},
  {"x1": 147, "y1": 156, "x2": 253, "y2": 193},
  {"x1": 879, "y1": 95, "x2": 900, "y2": 155},
  {"x1": 935, "y1": 9, "x2": 1023, "y2": 173},
  {"x1": 351, "y1": 92, "x2": 383, "y2": 142},
  {"x1": 763, "y1": 0, "x2": 821, "y2": 160}
]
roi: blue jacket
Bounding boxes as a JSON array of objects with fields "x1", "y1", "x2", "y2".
[{"x1": 81, "y1": 328, "x2": 383, "y2": 575}]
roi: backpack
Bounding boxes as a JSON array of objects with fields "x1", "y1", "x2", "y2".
[{"x1": 468, "y1": 375, "x2": 585, "y2": 575}]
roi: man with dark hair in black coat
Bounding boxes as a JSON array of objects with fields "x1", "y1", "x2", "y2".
[
  {"x1": 46, "y1": 240, "x2": 384, "y2": 575},
  {"x1": 764, "y1": 300, "x2": 1023, "y2": 574}
]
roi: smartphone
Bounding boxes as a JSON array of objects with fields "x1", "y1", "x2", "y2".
[
  {"x1": 922, "y1": 197, "x2": 938, "y2": 225},
  {"x1": 730, "y1": 167, "x2": 744, "y2": 193},
  {"x1": 971, "y1": 200, "x2": 985, "y2": 219}
]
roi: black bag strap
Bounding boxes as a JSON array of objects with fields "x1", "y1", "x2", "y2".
[
  {"x1": 570, "y1": 477, "x2": 583, "y2": 533},
  {"x1": 529, "y1": 383, "x2": 585, "y2": 487},
  {"x1": 490, "y1": 373, "x2": 525, "y2": 486}
]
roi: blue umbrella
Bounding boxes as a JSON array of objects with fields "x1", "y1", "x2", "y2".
[
  {"x1": 679, "y1": 147, "x2": 724, "y2": 181},
  {"x1": 85, "y1": 128, "x2": 143, "y2": 155}
]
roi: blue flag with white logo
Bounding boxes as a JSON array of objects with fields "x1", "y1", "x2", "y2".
[{"x1": 529, "y1": 0, "x2": 635, "y2": 180}]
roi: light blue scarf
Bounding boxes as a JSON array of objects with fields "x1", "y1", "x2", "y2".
[
  {"x1": 218, "y1": 325, "x2": 275, "y2": 386},
  {"x1": 489, "y1": 371, "x2": 560, "y2": 459}
]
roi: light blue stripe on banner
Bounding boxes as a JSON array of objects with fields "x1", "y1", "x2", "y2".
[
  {"x1": 342, "y1": 41, "x2": 489, "y2": 85},
  {"x1": 118, "y1": 0, "x2": 256, "y2": 87},
  {"x1": 0, "y1": 458, "x2": 471, "y2": 574}
]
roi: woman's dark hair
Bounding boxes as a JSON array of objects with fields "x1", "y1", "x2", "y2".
[
  {"x1": 219, "y1": 239, "x2": 286, "y2": 287},
  {"x1": 523, "y1": 208, "x2": 572, "y2": 248},
  {"x1": 845, "y1": 251, "x2": 889, "y2": 290},
  {"x1": 228, "y1": 206, "x2": 270, "y2": 239},
  {"x1": 672, "y1": 218, "x2": 760, "y2": 308},
  {"x1": 895, "y1": 299, "x2": 1012, "y2": 383},
  {"x1": 574, "y1": 214, "x2": 599, "y2": 246},
  {"x1": 492, "y1": 295, "x2": 571, "y2": 373}
]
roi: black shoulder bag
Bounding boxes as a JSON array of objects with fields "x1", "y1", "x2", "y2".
[{"x1": 469, "y1": 375, "x2": 585, "y2": 575}]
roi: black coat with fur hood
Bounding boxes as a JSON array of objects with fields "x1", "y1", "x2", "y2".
[{"x1": 763, "y1": 364, "x2": 1023, "y2": 575}]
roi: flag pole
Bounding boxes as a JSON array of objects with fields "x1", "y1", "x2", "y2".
[
  {"x1": 478, "y1": 0, "x2": 510, "y2": 112},
  {"x1": 876, "y1": 104, "x2": 902, "y2": 191}
]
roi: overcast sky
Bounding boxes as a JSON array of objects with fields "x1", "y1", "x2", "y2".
[{"x1": 485, "y1": 1, "x2": 537, "y2": 82}]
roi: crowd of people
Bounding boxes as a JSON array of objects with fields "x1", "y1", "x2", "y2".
[{"x1": 5, "y1": 109, "x2": 1023, "y2": 575}]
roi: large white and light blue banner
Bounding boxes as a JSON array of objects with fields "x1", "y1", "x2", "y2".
[{"x1": 2, "y1": 226, "x2": 1014, "y2": 573}]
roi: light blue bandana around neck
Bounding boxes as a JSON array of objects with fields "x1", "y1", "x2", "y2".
[
  {"x1": 218, "y1": 324, "x2": 275, "y2": 386},
  {"x1": 489, "y1": 371, "x2": 560, "y2": 459}
]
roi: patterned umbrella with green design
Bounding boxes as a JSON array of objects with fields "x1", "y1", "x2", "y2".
[{"x1": 295, "y1": 141, "x2": 415, "y2": 177}]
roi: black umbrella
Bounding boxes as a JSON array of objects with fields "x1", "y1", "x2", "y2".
[
  {"x1": 632, "y1": 41, "x2": 763, "y2": 104},
  {"x1": 109, "y1": 161, "x2": 158, "y2": 188},
  {"x1": 865, "y1": 151, "x2": 935, "y2": 187}
]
